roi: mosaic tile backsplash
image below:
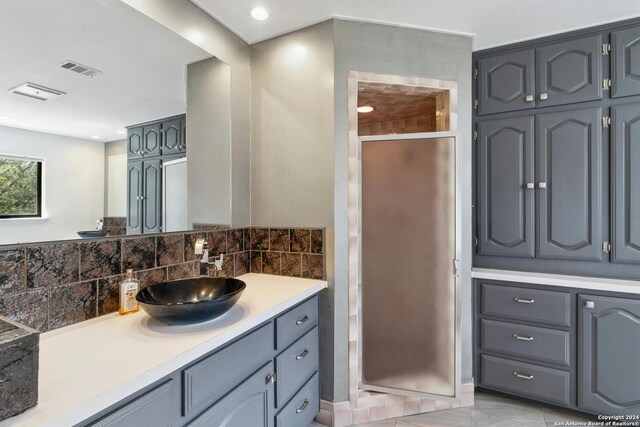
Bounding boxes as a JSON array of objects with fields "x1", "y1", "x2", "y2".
[{"x1": 0, "y1": 227, "x2": 325, "y2": 332}]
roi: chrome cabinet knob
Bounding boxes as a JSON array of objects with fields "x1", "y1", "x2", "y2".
[
  {"x1": 540, "y1": 93, "x2": 548, "y2": 100},
  {"x1": 526, "y1": 182, "x2": 535, "y2": 189},
  {"x1": 538, "y1": 182, "x2": 547, "y2": 189},
  {"x1": 525, "y1": 95, "x2": 534, "y2": 102},
  {"x1": 585, "y1": 300, "x2": 595, "y2": 309}
]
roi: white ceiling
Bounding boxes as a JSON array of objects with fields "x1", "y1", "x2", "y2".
[
  {"x1": 193, "y1": 0, "x2": 640, "y2": 48},
  {"x1": 0, "y1": 0, "x2": 210, "y2": 142}
]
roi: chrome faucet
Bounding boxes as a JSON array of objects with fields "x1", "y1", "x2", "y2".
[{"x1": 195, "y1": 238, "x2": 224, "y2": 276}]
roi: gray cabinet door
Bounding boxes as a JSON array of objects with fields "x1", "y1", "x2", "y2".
[
  {"x1": 579, "y1": 295, "x2": 640, "y2": 415},
  {"x1": 142, "y1": 123, "x2": 161, "y2": 157},
  {"x1": 142, "y1": 159, "x2": 161, "y2": 234},
  {"x1": 536, "y1": 108, "x2": 604, "y2": 261},
  {"x1": 612, "y1": 104, "x2": 640, "y2": 263},
  {"x1": 612, "y1": 26, "x2": 640, "y2": 98},
  {"x1": 477, "y1": 116, "x2": 535, "y2": 257},
  {"x1": 127, "y1": 127, "x2": 143, "y2": 159},
  {"x1": 477, "y1": 49, "x2": 536, "y2": 115},
  {"x1": 187, "y1": 362, "x2": 274, "y2": 427},
  {"x1": 161, "y1": 117, "x2": 184, "y2": 155},
  {"x1": 126, "y1": 160, "x2": 143, "y2": 235},
  {"x1": 536, "y1": 35, "x2": 603, "y2": 108}
]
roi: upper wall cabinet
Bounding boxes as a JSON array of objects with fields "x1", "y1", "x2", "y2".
[
  {"x1": 143, "y1": 123, "x2": 162, "y2": 158},
  {"x1": 476, "y1": 34, "x2": 605, "y2": 115},
  {"x1": 612, "y1": 26, "x2": 640, "y2": 98},
  {"x1": 477, "y1": 116, "x2": 535, "y2": 257},
  {"x1": 161, "y1": 117, "x2": 185, "y2": 154},
  {"x1": 477, "y1": 50, "x2": 536, "y2": 115},
  {"x1": 612, "y1": 104, "x2": 640, "y2": 263},
  {"x1": 128, "y1": 126, "x2": 143, "y2": 159},
  {"x1": 536, "y1": 35, "x2": 604, "y2": 108}
]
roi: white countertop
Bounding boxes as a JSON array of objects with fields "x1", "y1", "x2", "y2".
[
  {"x1": 0, "y1": 274, "x2": 327, "y2": 427},
  {"x1": 472, "y1": 268, "x2": 640, "y2": 294}
]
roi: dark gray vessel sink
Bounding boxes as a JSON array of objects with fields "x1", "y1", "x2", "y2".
[{"x1": 136, "y1": 277, "x2": 246, "y2": 325}]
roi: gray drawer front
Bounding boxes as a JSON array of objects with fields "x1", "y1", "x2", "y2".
[
  {"x1": 182, "y1": 322, "x2": 274, "y2": 418},
  {"x1": 276, "y1": 326, "x2": 319, "y2": 408},
  {"x1": 91, "y1": 380, "x2": 174, "y2": 427},
  {"x1": 481, "y1": 319, "x2": 570, "y2": 366},
  {"x1": 276, "y1": 296, "x2": 318, "y2": 351},
  {"x1": 276, "y1": 372, "x2": 320, "y2": 427},
  {"x1": 480, "y1": 355, "x2": 571, "y2": 406},
  {"x1": 481, "y1": 283, "x2": 571, "y2": 327}
]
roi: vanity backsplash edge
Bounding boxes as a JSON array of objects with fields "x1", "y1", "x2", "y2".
[{"x1": 0, "y1": 227, "x2": 325, "y2": 332}]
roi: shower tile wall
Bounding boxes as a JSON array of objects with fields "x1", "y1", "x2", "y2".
[{"x1": 0, "y1": 227, "x2": 325, "y2": 332}]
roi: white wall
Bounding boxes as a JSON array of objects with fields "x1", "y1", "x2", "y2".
[
  {"x1": 187, "y1": 57, "x2": 232, "y2": 226},
  {"x1": 104, "y1": 139, "x2": 126, "y2": 217},
  {"x1": 250, "y1": 21, "x2": 336, "y2": 399},
  {"x1": 0, "y1": 125, "x2": 104, "y2": 244}
]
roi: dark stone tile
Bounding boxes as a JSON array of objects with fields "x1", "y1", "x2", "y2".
[
  {"x1": 79, "y1": 240, "x2": 121, "y2": 280},
  {"x1": 184, "y1": 232, "x2": 208, "y2": 262},
  {"x1": 269, "y1": 229, "x2": 290, "y2": 252},
  {"x1": 0, "y1": 290, "x2": 47, "y2": 331},
  {"x1": 157, "y1": 234, "x2": 184, "y2": 266},
  {"x1": 262, "y1": 252, "x2": 281, "y2": 275},
  {"x1": 219, "y1": 254, "x2": 235, "y2": 278},
  {"x1": 48, "y1": 281, "x2": 97, "y2": 330},
  {"x1": 234, "y1": 252, "x2": 249, "y2": 277},
  {"x1": 0, "y1": 249, "x2": 25, "y2": 296},
  {"x1": 311, "y1": 229, "x2": 324, "y2": 254},
  {"x1": 26, "y1": 243, "x2": 78, "y2": 290},
  {"x1": 0, "y1": 324, "x2": 38, "y2": 420},
  {"x1": 208, "y1": 231, "x2": 227, "y2": 256},
  {"x1": 135, "y1": 267, "x2": 167, "y2": 289},
  {"x1": 122, "y1": 237, "x2": 155, "y2": 271},
  {"x1": 168, "y1": 263, "x2": 195, "y2": 281},
  {"x1": 106, "y1": 227, "x2": 126, "y2": 237},
  {"x1": 227, "y1": 229, "x2": 243, "y2": 253},
  {"x1": 242, "y1": 228, "x2": 250, "y2": 252},
  {"x1": 281, "y1": 253, "x2": 302, "y2": 277},
  {"x1": 97, "y1": 275, "x2": 123, "y2": 316},
  {"x1": 290, "y1": 229, "x2": 311, "y2": 253},
  {"x1": 302, "y1": 254, "x2": 324, "y2": 280},
  {"x1": 250, "y1": 251, "x2": 262, "y2": 273},
  {"x1": 250, "y1": 228, "x2": 269, "y2": 251}
]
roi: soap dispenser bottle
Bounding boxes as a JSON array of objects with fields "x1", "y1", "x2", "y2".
[{"x1": 119, "y1": 269, "x2": 140, "y2": 315}]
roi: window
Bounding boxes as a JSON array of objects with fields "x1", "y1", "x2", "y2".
[{"x1": 0, "y1": 155, "x2": 43, "y2": 218}]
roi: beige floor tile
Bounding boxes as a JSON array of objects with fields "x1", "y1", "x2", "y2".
[{"x1": 400, "y1": 408, "x2": 471, "y2": 426}]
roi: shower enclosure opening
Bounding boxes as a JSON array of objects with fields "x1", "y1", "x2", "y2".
[{"x1": 355, "y1": 79, "x2": 460, "y2": 401}]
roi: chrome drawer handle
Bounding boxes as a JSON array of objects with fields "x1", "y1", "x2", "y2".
[
  {"x1": 296, "y1": 315, "x2": 309, "y2": 325},
  {"x1": 296, "y1": 349, "x2": 309, "y2": 360},
  {"x1": 265, "y1": 373, "x2": 277, "y2": 384},
  {"x1": 514, "y1": 297, "x2": 535, "y2": 304},
  {"x1": 513, "y1": 334, "x2": 534, "y2": 341},
  {"x1": 513, "y1": 371, "x2": 534, "y2": 380},
  {"x1": 296, "y1": 399, "x2": 309, "y2": 414}
]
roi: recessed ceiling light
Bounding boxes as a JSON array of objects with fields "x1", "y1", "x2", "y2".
[
  {"x1": 251, "y1": 7, "x2": 269, "y2": 21},
  {"x1": 117, "y1": 130, "x2": 126, "y2": 135},
  {"x1": 357, "y1": 106, "x2": 374, "y2": 113},
  {"x1": 92, "y1": 136, "x2": 101, "y2": 140}
]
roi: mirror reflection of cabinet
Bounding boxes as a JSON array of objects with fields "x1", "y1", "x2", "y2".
[{"x1": 126, "y1": 114, "x2": 186, "y2": 235}]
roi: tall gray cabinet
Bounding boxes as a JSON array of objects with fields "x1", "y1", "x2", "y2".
[
  {"x1": 126, "y1": 114, "x2": 186, "y2": 235},
  {"x1": 474, "y1": 17, "x2": 640, "y2": 417}
]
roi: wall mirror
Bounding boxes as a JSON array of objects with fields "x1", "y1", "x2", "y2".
[{"x1": 0, "y1": 0, "x2": 232, "y2": 245}]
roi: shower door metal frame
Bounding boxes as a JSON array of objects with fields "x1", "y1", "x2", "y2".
[{"x1": 357, "y1": 131, "x2": 462, "y2": 402}]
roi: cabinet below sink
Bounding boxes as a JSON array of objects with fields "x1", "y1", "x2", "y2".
[{"x1": 80, "y1": 296, "x2": 320, "y2": 427}]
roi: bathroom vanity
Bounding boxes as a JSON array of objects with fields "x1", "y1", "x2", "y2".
[{"x1": 0, "y1": 274, "x2": 326, "y2": 427}]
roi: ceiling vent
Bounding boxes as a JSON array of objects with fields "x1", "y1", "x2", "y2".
[
  {"x1": 9, "y1": 82, "x2": 66, "y2": 101},
  {"x1": 58, "y1": 60, "x2": 102, "y2": 78}
]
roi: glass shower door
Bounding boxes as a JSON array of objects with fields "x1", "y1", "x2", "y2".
[{"x1": 360, "y1": 137, "x2": 456, "y2": 397}]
